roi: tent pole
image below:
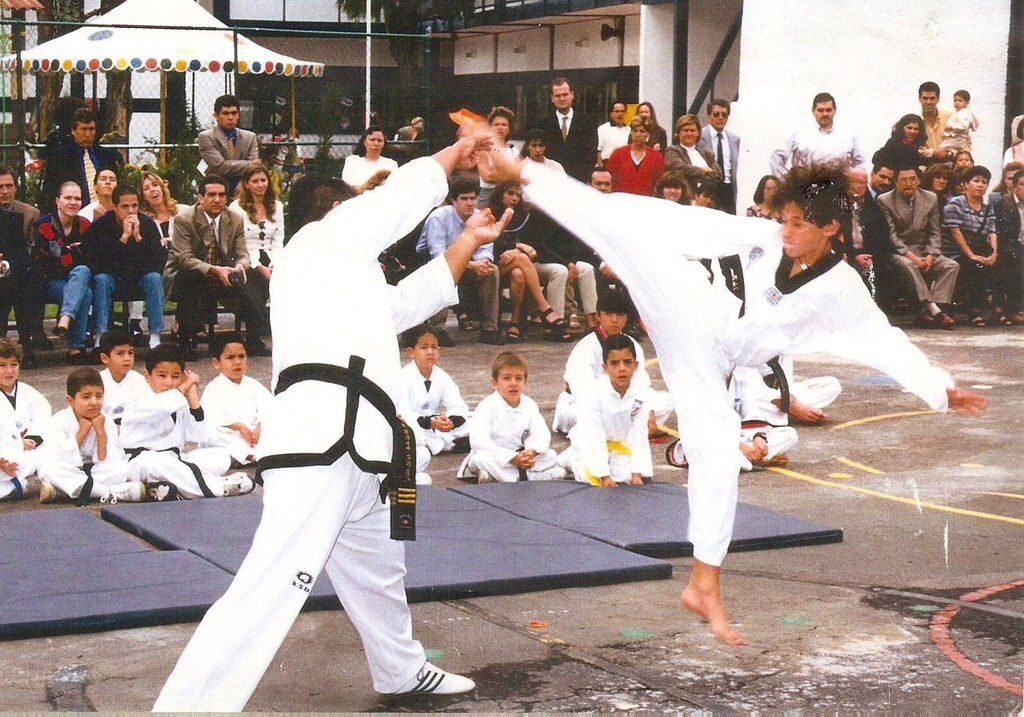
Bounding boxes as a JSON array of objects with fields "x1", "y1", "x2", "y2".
[
  {"x1": 160, "y1": 72, "x2": 167, "y2": 166},
  {"x1": 364, "y1": 0, "x2": 370, "y2": 128},
  {"x1": 290, "y1": 76, "x2": 296, "y2": 135}
]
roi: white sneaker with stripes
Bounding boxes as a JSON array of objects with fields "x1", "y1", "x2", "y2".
[{"x1": 391, "y1": 661, "x2": 475, "y2": 696}]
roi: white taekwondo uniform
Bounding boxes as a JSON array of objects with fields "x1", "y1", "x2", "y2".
[
  {"x1": 560, "y1": 374, "x2": 653, "y2": 484},
  {"x1": 119, "y1": 385, "x2": 234, "y2": 498},
  {"x1": 522, "y1": 162, "x2": 953, "y2": 567},
  {"x1": 37, "y1": 408, "x2": 131, "y2": 502},
  {"x1": 201, "y1": 373, "x2": 274, "y2": 465},
  {"x1": 154, "y1": 157, "x2": 461, "y2": 711},
  {"x1": 551, "y1": 329, "x2": 672, "y2": 433},
  {"x1": 0, "y1": 381, "x2": 51, "y2": 492},
  {"x1": 458, "y1": 391, "x2": 562, "y2": 482},
  {"x1": 99, "y1": 368, "x2": 148, "y2": 429},
  {"x1": 398, "y1": 361, "x2": 470, "y2": 456}
]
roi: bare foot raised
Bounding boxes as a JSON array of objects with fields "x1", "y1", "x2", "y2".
[{"x1": 680, "y1": 585, "x2": 745, "y2": 646}]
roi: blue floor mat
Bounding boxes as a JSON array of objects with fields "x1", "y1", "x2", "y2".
[
  {"x1": 0, "y1": 508, "x2": 149, "y2": 565},
  {"x1": 451, "y1": 481, "x2": 843, "y2": 558}
]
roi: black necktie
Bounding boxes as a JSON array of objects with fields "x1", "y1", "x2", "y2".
[{"x1": 716, "y1": 132, "x2": 725, "y2": 178}]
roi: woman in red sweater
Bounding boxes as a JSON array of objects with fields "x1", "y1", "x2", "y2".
[{"x1": 605, "y1": 117, "x2": 665, "y2": 196}]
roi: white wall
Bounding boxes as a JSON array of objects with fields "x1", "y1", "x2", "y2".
[
  {"x1": 638, "y1": 3, "x2": 674, "y2": 127},
  {"x1": 731, "y1": 0, "x2": 1011, "y2": 208},
  {"x1": 686, "y1": 0, "x2": 740, "y2": 108},
  {"x1": 454, "y1": 14, "x2": 641, "y2": 76}
]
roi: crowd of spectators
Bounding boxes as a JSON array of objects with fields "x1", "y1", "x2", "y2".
[{"x1": 1, "y1": 81, "x2": 1021, "y2": 371}]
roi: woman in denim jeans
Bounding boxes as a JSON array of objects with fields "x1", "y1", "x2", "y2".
[{"x1": 33, "y1": 180, "x2": 92, "y2": 363}]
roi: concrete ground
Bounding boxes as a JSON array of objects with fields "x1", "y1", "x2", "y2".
[{"x1": 1, "y1": 319, "x2": 1021, "y2": 712}]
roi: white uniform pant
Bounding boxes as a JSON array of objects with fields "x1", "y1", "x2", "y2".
[
  {"x1": 421, "y1": 420, "x2": 470, "y2": 457},
  {"x1": 559, "y1": 443, "x2": 635, "y2": 485},
  {"x1": 738, "y1": 425, "x2": 798, "y2": 472},
  {"x1": 562, "y1": 222, "x2": 741, "y2": 566},
  {"x1": 0, "y1": 447, "x2": 40, "y2": 499},
  {"x1": 208, "y1": 428, "x2": 259, "y2": 466},
  {"x1": 153, "y1": 456, "x2": 424, "y2": 711},
  {"x1": 752, "y1": 376, "x2": 841, "y2": 423},
  {"x1": 458, "y1": 448, "x2": 562, "y2": 482},
  {"x1": 38, "y1": 459, "x2": 130, "y2": 499},
  {"x1": 552, "y1": 388, "x2": 673, "y2": 434},
  {"x1": 128, "y1": 447, "x2": 232, "y2": 498}
]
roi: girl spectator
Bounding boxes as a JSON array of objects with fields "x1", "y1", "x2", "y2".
[
  {"x1": 921, "y1": 164, "x2": 953, "y2": 210},
  {"x1": 605, "y1": 117, "x2": 665, "y2": 196},
  {"x1": 664, "y1": 114, "x2": 721, "y2": 195},
  {"x1": 478, "y1": 106, "x2": 519, "y2": 205},
  {"x1": 341, "y1": 125, "x2": 398, "y2": 188},
  {"x1": 519, "y1": 129, "x2": 565, "y2": 173},
  {"x1": 942, "y1": 166, "x2": 1010, "y2": 326},
  {"x1": 638, "y1": 101, "x2": 667, "y2": 151},
  {"x1": 229, "y1": 162, "x2": 283, "y2": 333},
  {"x1": 953, "y1": 150, "x2": 975, "y2": 171},
  {"x1": 487, "y1": 181, "x2": 572, "y2": 343},
  {"x1": 139, "y1": 170, "x2": 179, "y2": 247},
  {"x1": 33, "y1": 181, "x2": 92, "y2": 363},
  {"x1": 746, "y1": 175, "x2": 782, "y2": 220},
  {"x1": 871, "y1": 114, "x2": 927, "y2": 171},
  {"x1": 655, "y1": 170, "x2": 693, "y2": 204}
]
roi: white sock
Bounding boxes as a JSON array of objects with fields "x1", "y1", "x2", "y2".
[
  {"x1": 926, "y1": 302, "x2": 941, "y2": 316},
  {"x1": 149, "y1": 333, "x2": 161, "y2": 348}
]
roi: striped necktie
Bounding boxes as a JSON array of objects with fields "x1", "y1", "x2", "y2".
[{"x1": 83, "y1": 152, "x2": 97, "y2": 198}]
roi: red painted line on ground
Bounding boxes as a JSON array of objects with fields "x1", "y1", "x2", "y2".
[{"x1": 928, "y1": 578, "x2": 1024, "y2": 697}]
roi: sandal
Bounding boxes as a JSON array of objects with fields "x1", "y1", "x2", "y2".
[
  {"x1": 504, "y1": 324, "x2": 522, "y2": 343},
  {"x1": 993, "y1": 308, "x2": 1014, "y2": 326},
  {"x1": 457, "y1": 313, "x2": 475, "y2": 331},
  {"x1": 539, "y1": 308, "x2": 572, "y2": 343},
  {"x1": 970, "y1": 315, "x2": 987, "y2": 327}
]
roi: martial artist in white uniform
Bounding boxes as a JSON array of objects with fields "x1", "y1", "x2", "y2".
[
  {"x1": 154, "y1": 136, "x2": 498, "y2": 711},
  {"x1": 201, "y1": 371, "x2": 274, "y2": 466},
  {"x1": 38, "y1": 406, "x2": 139, "y2": 503},
  {"x1": 99, "y1": 367, "x2": 148, "y2": 428},
  {"x1": 0, "y1": 379, "x2": 51, "y2": 491},
  {"x1": 399, "y1": 360, "x2": 471, "y2": 456},
  {"x1": 119, "y1": 378, "x2": 245, "y2": 499},
  {"x1": 560, "y1": 341, "x2": 653, "y2": 486},
  {"x1": 507, "y1": 158, "x2": 984, "y2": 644},
  {"x1": 459, "y1": 389, "x2": 562, "y2": 482}
]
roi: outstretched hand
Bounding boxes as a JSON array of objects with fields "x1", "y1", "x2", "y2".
[
  {"x1": 488, "y1": 149, "x2": 526, "y2": 185},
  {"x1": 464, "y1": 207, "x2": 514, "y2": 247},
  {"x1": 453, "y1": 120, "x2": 495, "y2": 169},
  {"x1": 947, "y1": 387, "x2": 987, "y2": 417}
]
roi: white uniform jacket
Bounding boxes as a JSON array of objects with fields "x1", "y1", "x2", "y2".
[
  {"x1": 100, "y1": 369, "x2": 149, "y2": 426},
  {"x1": 40, "y1": 407, "x2": 127, "y2": 469},
  {"x1": 568, "y1": 375, "x2": 653, "y2": 478},
  {"x1": 119, "y1": 387, "x2": 214, "y2": 451},
  {"x1": 469, "y1": 392, "x2": 551, "y2": 464}
]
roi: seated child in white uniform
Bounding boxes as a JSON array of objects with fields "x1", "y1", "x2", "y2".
[
  {"x1": 458, "y1": 351, "x2": 564, "y2": 483},
  {"x1": 559, "y1": 333, "x2": 653, "y2": 487},
  {"x1": 37, "y1": 367, "x2": 144, "y2": 504},
  {"x1": 399, "y1": 324, "x2": 471, "y2": 457},
  {"x1": 98, "y1": 331, "x2": 149, "y2": 430},
  {"x1": 201, "y1": 333, "x2": 274, "y2": 467},
  {"x1": 0, "y1": 338, "x2": 49, "y2": 498},
  {"x1": 119, "y1": 344, "x2": 254, "y2": 500},
  {"x1": 552, "y1": 290, "x2": 672, "y2": 434}
]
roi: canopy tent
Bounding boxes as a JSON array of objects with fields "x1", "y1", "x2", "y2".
[{"x1": 0, "y1": 0, "x2": 324, "y2": 77}]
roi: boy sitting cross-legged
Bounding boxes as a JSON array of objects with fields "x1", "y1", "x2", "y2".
[{"x1": 119, "y1": 344, "x2": 254, "y2": 500}]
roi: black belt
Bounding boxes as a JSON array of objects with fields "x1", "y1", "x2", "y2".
[
  {"x1": 763, "y1": 357, "x2": 791, "y2": 414},
  {"x1": 255, "y1": 357, "x2": 417, "y2": 541},
  {"x1": 126, "y1": 446, "x2": 215, "y2": 498}
]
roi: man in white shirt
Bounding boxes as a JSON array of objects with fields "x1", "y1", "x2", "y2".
[
  {"x1": 698, "y1": 99, "x2": 740, "y2": 214},
  {"x1": 770, "y1": 92, "x2": 866, "y2": 177},
  {"x1": 596, "y1": 101, "x2": 630, "y2": 168}
]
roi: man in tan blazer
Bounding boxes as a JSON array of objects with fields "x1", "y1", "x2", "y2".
[
  {"x1": 876, "y1": 166, "x2": 959, "y2": 328},
  {"x1": 169, "y1": 173, "x2": 269, "y2": 359},
  {"x1": 196, "y1": 94, "x2": 259, "y2": 191}
]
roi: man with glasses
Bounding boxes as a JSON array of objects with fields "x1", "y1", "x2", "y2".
[{"x1": 698, "y1": 99, "x2": 740, "y2": 214}]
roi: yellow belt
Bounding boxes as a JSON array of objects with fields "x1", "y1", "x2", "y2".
[{"x1": 584, "y1": 440, "x2": 631, "y2": 486}]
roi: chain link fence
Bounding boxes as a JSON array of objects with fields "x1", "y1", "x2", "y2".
[{"x1": 0, "y1": 16, "x2": 434, "y2": 204}]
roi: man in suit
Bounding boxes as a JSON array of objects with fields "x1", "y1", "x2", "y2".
[
  {"x1": 877, "y1": 166, "x2": 959, "y2": 328},
  {"x1": 697, "y1": 98, "x2": 740, "y2": 214},
  {"x1": 169, "y1": 174, "x2": 269, "y2": 359},
  {"x1": 40, "y1": 107, "x2": 122, "y2": 215},
  {"x1": 0, "y1": 165, "x2": 45, "y2": 351},
  {"x1": 197, "y1": 94, "x2": 259, "y2": 193},
  {"x1": 539, "y1": 77, "x2": 598, "y2": 183},
  {"x1": 0, "y1": 205, "x2": 36, "y2": 366},
  {"x1": 995, "y1": 168, "x2": 1024, "y2": 321}
]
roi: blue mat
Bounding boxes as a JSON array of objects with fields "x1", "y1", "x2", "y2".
[
  {"x1": 102, "y1": 486, "x2": 672, "y2": 608},
  {"x1": 0, "y1": 508, "x2": 149, "y2": 565},
  {"x1": 0, "y1": 550, "x2": 234, "y2": 639},
  {"x1": 451, "y1": 481, "x2": 843, "y2": 558}
]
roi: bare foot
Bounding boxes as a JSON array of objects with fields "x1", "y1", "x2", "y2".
[
  {"x1": 762, "y1": 453, "x2": 790, "y2": 467},
  {"x1": 680, "y1": 586, "x2": 745, "y2": 646},
  {"x1": 600, "y1": 476, "x2": 618, "y2": 488}
]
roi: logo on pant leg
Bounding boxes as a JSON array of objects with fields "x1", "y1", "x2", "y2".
[{"x1": 291, "y1": 570, "x2": 314, "y2": 593}]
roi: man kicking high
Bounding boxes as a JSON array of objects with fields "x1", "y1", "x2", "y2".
[
  {"x1": 486, "y1": 150, "x2": 986, "y2": 646},
  {"x1": 154, "y1": 130, "x2": 508, "y2": 710}
]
